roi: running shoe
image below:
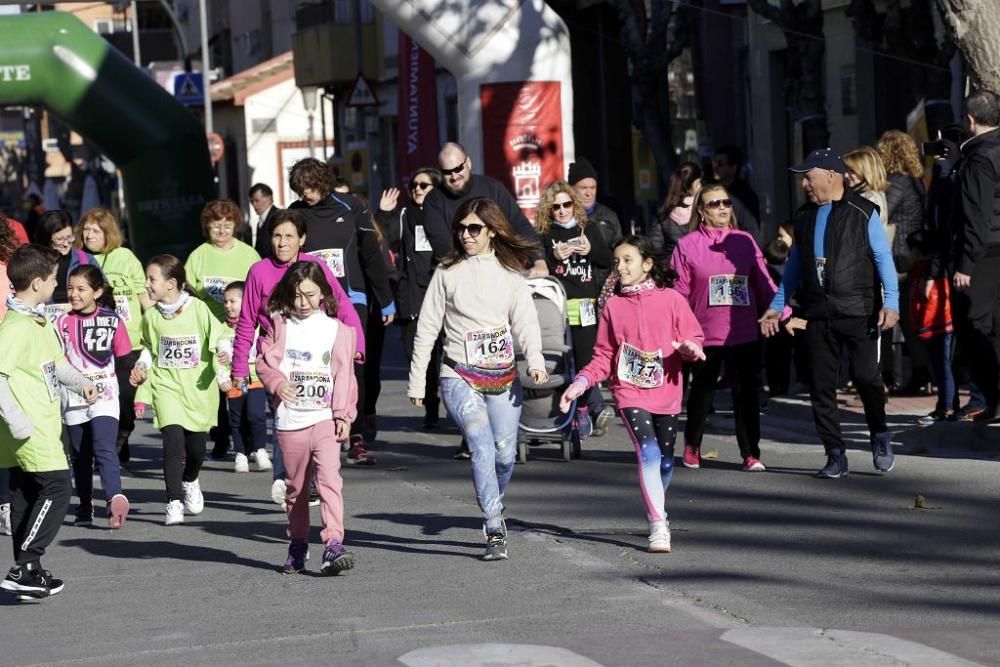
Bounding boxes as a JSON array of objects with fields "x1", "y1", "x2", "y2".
[
  {"x1": 917, "y1": 410, "x2": 953, "y2": 426},
  {"x1": 255, "y1": 448, "x2": 272, "y2": 472},
  {"x1": 108, "y1": 494, "x2": 130, "y2": 529},
  {"x1": 1, "y1": 563, "x2": 64, "y2": 600},
  {"x1": 483, "y1": 533, "x2": 508, "y2": 561},
  {"x1": 682, "y1": 443, "x2": 701, "y2": 469},
  {"x1": 164, "y1": 500, "x2": 184, "y2": 526},
  {"x1": 648, "y1": 520, "x2": 671, "y2": 553},
  {"x1": 0, "y1": 503, "x2": 10, "y2": 536},
  {"x1": 575, "y1": 408, "x2": 593, "y2": 440},
  {"x1": 870, "y1": 432, "x2": 895, "y2": 472},
  {"x1": 320, "y1": 539, "x2": 355, "y2": 575},
  {"x1": 453, "y1": 440, "x2": 471, "y2": 460},
  {"x1": 816, "y1": 451, "x2": 849, "y2": 479},
  {"x1": 346, "y1": 438, "x2": 376, "y2": 466},
  {"x1": 234, "y1": 453, "x2": 250, "y2": 473},
  {"x1": 73, "y1": 505, "x2": 93, "y2": 526},
  {"x1": 959, "y1": 404, "x2": 986, "y2": 421},
  {"x1": 742, "y1": 456, "x2": 766, "y2": 472},
  {"x1": 308, "y1": 486, "x2": 320, "y2": 507},
  {"x1": 270, "y1": 478, "x2": 287, "y2": 511},
  {"x1": 282, "y1": 538, "x2": 309, "y2": 574},
  {"x1": 181, "y1": 479, "x2": 204, "y2": 515},
  {"x1": 591, "y1": 408, "x2": 612, "y2": 438},
  {"x1": 362, "y1": 414, "x2": 377, "y2": 443}
]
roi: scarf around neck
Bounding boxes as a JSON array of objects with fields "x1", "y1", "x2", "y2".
[{"x1": 5, "y1": 294, "x2": 47, "y2": 322}]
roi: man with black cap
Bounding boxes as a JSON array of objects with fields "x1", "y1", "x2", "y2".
[
  {"x1": 759, "y1": 148, "x2": 900, "y2": 479},
  {"x1": 568, "y1": 157, "x2": 623, "y2": 262}
]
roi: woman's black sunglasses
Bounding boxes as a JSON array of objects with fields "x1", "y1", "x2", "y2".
[
  {"x1": 453, "y1": 223, "x2": 485, "y2": 238},
  {"x1": 411, "y1": 181, "x2": 433, "y2": 191}
]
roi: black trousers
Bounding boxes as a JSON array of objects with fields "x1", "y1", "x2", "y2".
[
  {"x1": 399, "y1": 317, "x2": 442, "y2": 419},
  {"x1": 684, "y1": 341, "x2": 762, "y2": 459},
  {"x1": 364, "y1": 306, "x2": 386, "y2": 417},
  {"x1": 9, "y1": 467, "x2": 71, "y2": 566},
  {"x1": 351, "y1": 303, "x2": 368, "y2": 438},
  {"x1": 161, "y1": 426, "x2": 206, "y2": 501},
  {"x1": 805, "y1": 316, "x2": 887, "y2": 452},
  {"x1": 569, "y1": 324, "x2": 598, "y2": 406},
  {"x1": 114, "y1": 350, "x2": 141, "y2": 435},
  {"x1": 952, "y1": 253, "x2": 1000, "y2": 410}
]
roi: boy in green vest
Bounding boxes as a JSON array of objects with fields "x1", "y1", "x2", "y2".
[{"x1": 0, "y1": 244, "x2": 96, "y2": 601}]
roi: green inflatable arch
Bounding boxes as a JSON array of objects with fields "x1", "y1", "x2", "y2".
[{"x1": 0, "y1": 11, "x2": 213, "y2": 260}]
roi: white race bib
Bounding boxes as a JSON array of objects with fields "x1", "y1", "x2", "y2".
[
  {"x1": 84, "y1": 368, "x2": 118, "y2": 403},
  {"x1": 579, "y1": 299, "x2": 597, "y2": 327},
  {"x1": 44, "y1": 303, "x2": 71, "y2": 322},
  {"x1": 201, "y1": 276, "x2": 234, "y2": 304},
  {"x1": 158, "y1": 335, "x2": 200, "y2": 369},
  {"x1": 41, "y1": 360, "x2": 59, "y2": 401},
  {"x1": 616, "y1": 343, "x2": 664, "y2": 388},
  {"x1": 815, "y1": 258, "x2": 827, "y2": 287},
  {"x1": 464, "y1": 325, "x2": 515, "y2": 367},
  {"x1": 414, "y1": 225, "x2": 432, "y2": 252},
  {"x1": 114, "y1": 295, "x2": 132, "y2": 323},
  {"x1": 312, "y1": 248, "x2": 345, "y2": 278},
  {"x1": 289, "y1": 370, "x2": 332, "y2": 410},
  {"x1": 708, "y1": 274, "x2": 750, "y2": 307}
]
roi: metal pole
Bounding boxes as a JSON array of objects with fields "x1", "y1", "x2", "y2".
[
  {"x1": 352, "y1": 0, "x2": 365, "y2": 188},
  {"x1": 129, "y1": 1, "x2": 142, "y2": 68},
  {"x1": 199, "y1": 0, "x2": 213, "y2": 133},
  {"x1": 320, "y1": 92, "x2": 328, "y2": 160}
]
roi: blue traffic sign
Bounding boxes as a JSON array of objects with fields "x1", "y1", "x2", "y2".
[{"x1": 173, "y1": 72, "x2": 204, "y2": 106}]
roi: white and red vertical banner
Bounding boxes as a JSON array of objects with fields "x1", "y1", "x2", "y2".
[
  {"x1": 396, "y1": 32, "x2": 440, "y2": 190},
  {"x1": 480, "y1": 81, "x2": 564, "y2": 222}
]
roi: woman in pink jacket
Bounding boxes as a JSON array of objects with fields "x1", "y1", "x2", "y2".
[
  {"x1": 670, "y1": 183, "x2": 778, "y2": 472},
  {"x1": 256, "y1": 261, "x2": 358, "y2": 576},
  {"x1": 560, "y1": 235, "x2": 704, "y2": 554}
]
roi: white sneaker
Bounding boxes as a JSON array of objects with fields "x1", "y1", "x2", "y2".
[
  {"x1": 648, "y1": 520, "x2": 671, "y2": 553},
  {"x1": 165, "y1": 500, "x2": 184, "y2": 526},
  {"x1": 182, "y1": 479, "x2": 204, "y2": 515},
  {"x1": 0, "y1": 502, "x2": 10, "y2": 536},
  {"x1": 270, "y1": 478, "x2": 287, "y2": 512},
  {"x1": 255, "y1": 448, "x2": 272, "y2": 472},
  {"x1": 234, "y1": 453, "x2": 250, "y2": 473}
]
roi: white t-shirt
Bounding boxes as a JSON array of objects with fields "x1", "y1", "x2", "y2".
[{"x1": 275, "y1": 312, "x2": 341, "y2": 431}]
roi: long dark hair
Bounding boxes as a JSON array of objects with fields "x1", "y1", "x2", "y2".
[
  {"x1": 614, "y1": 235, "x2": 677, "y2": 290},
  {"x1": 268, "y1": 261, "x2": 339, "y2": 319},
  {"x1": 147, "y1": 254, "x2": 192, "y2": 294},
  {"x1": 659, "y1": 162, "x2": 701, "y2": 221},
  {"x1": 68, "y1": 264, "x2": 116, "y2": 310},
  {"x1": 441, "y1": 197, "x2": 540, "y2": 272}
]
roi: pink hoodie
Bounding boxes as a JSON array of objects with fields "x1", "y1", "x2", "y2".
[
  {"x1": 670, "y1": 225, "x2": 776, "y2": 347},
  {"x1": 577, "y1": 285, "x2": 703, "y2": 415}
]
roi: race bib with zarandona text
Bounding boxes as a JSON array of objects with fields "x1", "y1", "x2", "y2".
[
  {"x1": 202, "y1": 276, "x2": 234, "y2": 304},
  {"x1": 464, "y1": 325, "x2": 515, "y2": 367},
  {"x1": 815, "y1": 258, "x2": 827, "y2": 288},
  {"x1": 41, "y1": 360, "x2": 59, "y2": 401},
  {"x1": 158, "y1": 335, "x2": 200, "y2": 369},
  {"x1": 289, "y1": 370, "x2": 333, "y2": 410},
  {"x1": 312, "y1": 248, "x2": 346, "y2": 278},
  {"x1": 44, "y1": 303, "x2": 71, "y2": 322},
  {"x1": 616, "y1": 342, "x2": 664, "y2": 388},
  {"x1": 414, "y1": 225, "x2": 432, "y2": 252},
  {"x1": 708, "y1": 274, "x2": 750, "y2": 307},
  {"x1": 114, "y1": 294, "x2": 132, "y2": 322},
  {"x1": 579, "y1": 299, "x2": 597, "y2": 327},
  {"x1": 76, "y1": 368, "x2": 117, "y2": 404}
]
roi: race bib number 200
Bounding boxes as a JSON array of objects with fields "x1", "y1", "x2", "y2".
[
  {"x1": 289, "y1": 370, "x2": 332, "y2": 410},
  {"x1": 464, "y1": 326, "x2": 514, "y2": 367},
  {"x1": 158, "y1": 335, "x2": 200, "y2": 369}
]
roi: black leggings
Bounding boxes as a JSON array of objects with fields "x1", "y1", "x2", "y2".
[
  {"x1": 364, "y1": 306, "x2": 386, "y2": 417},
  {"x1": 161, "y1": 426, "x2": 207, "y2": 501},
  {"x1": 619, "y1": 409, "x2": 678, "y2": 524},
  {"x1": 684, "y1": 341, "x2": 761, "y2": 459}
]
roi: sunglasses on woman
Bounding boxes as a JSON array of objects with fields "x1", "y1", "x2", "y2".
[
  {"x1": 411, "y1": 181, "x2": 433, "y2": 191},
  {"x1": 453, "y1": 223, "x2": 485, "y2": 238},
  {"x1": 552, "y1": 201, "x2": 574, "y2": 211},
  {"x1": 703, "y1": 198, "x2": 733, "y2": 210}
]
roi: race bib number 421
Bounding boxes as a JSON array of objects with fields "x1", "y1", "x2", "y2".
[
  {"x1": 464, "y1": 326, "x2": 514, "y2": 367},
  {"x1": 158, "y1": 335, "x2": 200, "y2": 369}
]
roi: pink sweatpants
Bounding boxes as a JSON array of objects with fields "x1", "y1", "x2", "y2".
[{"x1": 277, "y1": 420, "x2": 345, "y2": 544}]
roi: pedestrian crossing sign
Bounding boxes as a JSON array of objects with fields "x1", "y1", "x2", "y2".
[
  {"x1": 173, "y1": 72, "x2": 205, "y2": 106},
  {"x1": 347, "y1": 73, "x2": 379, "y2": 107}
]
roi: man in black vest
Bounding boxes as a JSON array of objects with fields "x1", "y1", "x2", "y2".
[
  {"x1": 951, "y1": 90, "x2": 1000, "y2": 423},
  {"x1": 242, "y1": 183, "x2": 280, "y2": 258},
  {"x1": 760, "y1": 148, "x2": 900, "y2": 478}
]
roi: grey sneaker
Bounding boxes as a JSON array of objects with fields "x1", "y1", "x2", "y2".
[
  {"x1": 870, "y1": 432, "x2": 895, "y2": 472},
  {"x1": 816, "y1": 451, "x2": 849, "y2": 479},
  {"x1": 282, "y1": 538, "x2": 309, "y2": 574},
  {"x1": 0, "y1": 503, "x2": 10, "y2": 536},
  {"x1": 483, "y1": 533, "x2": 508, "y2": 560},
  {"x1": 320, "y1": 539, "x2": 355, "y2": 575}
]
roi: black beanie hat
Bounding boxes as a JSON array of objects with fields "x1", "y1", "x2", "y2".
[{"x1": 567, "y1": 158, "x2": 598, "y2": 185}]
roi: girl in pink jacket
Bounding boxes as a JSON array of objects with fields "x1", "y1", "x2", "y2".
[
  {"x1": 560, "y1": 235, "x2": 704, "y2": 554},
  {"x1": 256, "y1": 262, "x2": 358, "y2": 577}
]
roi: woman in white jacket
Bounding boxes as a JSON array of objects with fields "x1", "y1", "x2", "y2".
[{"x1": 408, "y1": 197, "x2": 548, "y2": 561}]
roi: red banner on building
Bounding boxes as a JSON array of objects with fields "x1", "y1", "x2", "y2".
[
  {"x1": 396, "y1": 32, "x2": 440, "y2": 191},
  {"x1": 480, "y1": 81, "x2": 564, "y2": 222}
]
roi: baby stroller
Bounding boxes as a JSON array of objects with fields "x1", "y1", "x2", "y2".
[{"x1": 514, "y1": 276, "x2": 582, "y2": 463}]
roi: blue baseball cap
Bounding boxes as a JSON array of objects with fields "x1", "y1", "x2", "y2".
[{"x1": 789, "y1": 148, "x2": 847, "y2": 173}]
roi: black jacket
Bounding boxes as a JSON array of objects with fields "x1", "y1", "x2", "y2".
[
  {"x1": 886, "y1": 172, "x2": 926, "y2": 262},
  {"x1": 379, "y1": 203, "x2": 433, "y2": 319},
  {"x1": 794, "y1": 191, "x2": 880, "y2": 321},
  {"x1": 238, "y1": 205, "x2": 281, "y2": 259},
  {"x1": 953, "y1": 128, "x2": 1000, "y2": 275},
  {"x1": 541, "y1": 222, "x2": 612, "y2": 300},
  {"x1": 292, "y1": 194, "x2": 394, "y2": 313},
  {"x1": 421, "y1": 174, "x2": 542, "y2": 260},
  {"x1": 587, "y1": 202, "x2": 622, "y2": 285}
]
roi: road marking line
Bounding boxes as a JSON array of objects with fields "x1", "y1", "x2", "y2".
[{"x1": 398, "y1": 643, "x2": 605, "y2": 667}]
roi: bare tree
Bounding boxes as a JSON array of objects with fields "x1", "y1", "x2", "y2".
[
  {"x1": 746, "y1": 0, "x2": 830, "y2": 155},
  {"x1": 607, "y1": 0, "x2": 693, "y2": 194},
  {"x1": 935, "y1": 0, "x2": 1000, "y2": 93}
]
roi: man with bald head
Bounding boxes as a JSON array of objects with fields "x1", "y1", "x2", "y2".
[
  {"x1": 422, "y1": 142, "x2": 547, "y2": 276},
  {"x1": 759, "y1": 148, "x2": 899, "y2": 479}
]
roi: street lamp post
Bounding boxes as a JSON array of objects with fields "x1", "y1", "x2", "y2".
[
  {"x1": 198, "y1": 0, "x2": 213, "y2": 133},
  {"x1": 301, "y1": 86, "x2": 318, "y2": 158}
]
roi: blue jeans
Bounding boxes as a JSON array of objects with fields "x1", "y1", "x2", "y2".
[
  {"x1": 927, "y1": 332, "x2": 959, "y2": 413},
  {"x1": 228, "y1": 387, "x2": 267, "y2": 456},
  {"x1": 68, "y1": 416, "x2": 122, "y2": 507},
  {"x1": 441, "y1": 377, "x2": 522, "y2": 533}
]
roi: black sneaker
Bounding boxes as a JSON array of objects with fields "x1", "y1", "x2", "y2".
[
  {"x1": 870, "y1": 432, "x2": 895, "y2": 472},
  {"x1": 816, "y1": 451, "x2": 849, "y2": 479},
  {"x1": 73, "y1": 506, "x2": 94, "y2": 526},
  {"x1": 483, "y1": 533, "x2": 508, "y2": 561},
  {"x1": 1, "y1": 563, "x2": 64, "y2": 600},
  {"x1": 320, "y1": 539, "x2": 355, "y2": 575},
  {"x1": 282, "y1": 539, "x2": 309, "y2": 575},
  {"x1": 453, "y1": 439, "x2": 471, "y2": 460},
  {"x1": 308, "y1": 486, "x2": 320, "y2": 507}
]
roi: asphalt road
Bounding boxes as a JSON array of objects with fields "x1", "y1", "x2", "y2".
[{"x1": 2, "y1": 333, "x2": 999, "y2": 666}]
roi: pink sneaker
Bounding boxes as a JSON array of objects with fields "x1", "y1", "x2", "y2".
[
  {"x1": 742, "y1": 456, "x2": 766, "y2": 472},
  {"x1": 682, "y1": 443, "x2": 700, "y2": 469}
]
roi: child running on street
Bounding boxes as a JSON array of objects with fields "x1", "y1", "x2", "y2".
[
  {"x1": 130, "y1": 255, "x2": 226, "y2": 526},
  {"x1": 216, "y1": 281, "x2": 270, "y2": 473},
  {"x1": 256, "y1": 261, "x2": 358, "y2": 575},
  {"x1": 56, "y1": 265, "x2": 133, "y2": 528},
  {"x1": 0, "y1": 244, "x2": 97, "y2": 600},
  {"x1": 560, "y1": 235, "x2": 704, "y2": 554}
]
